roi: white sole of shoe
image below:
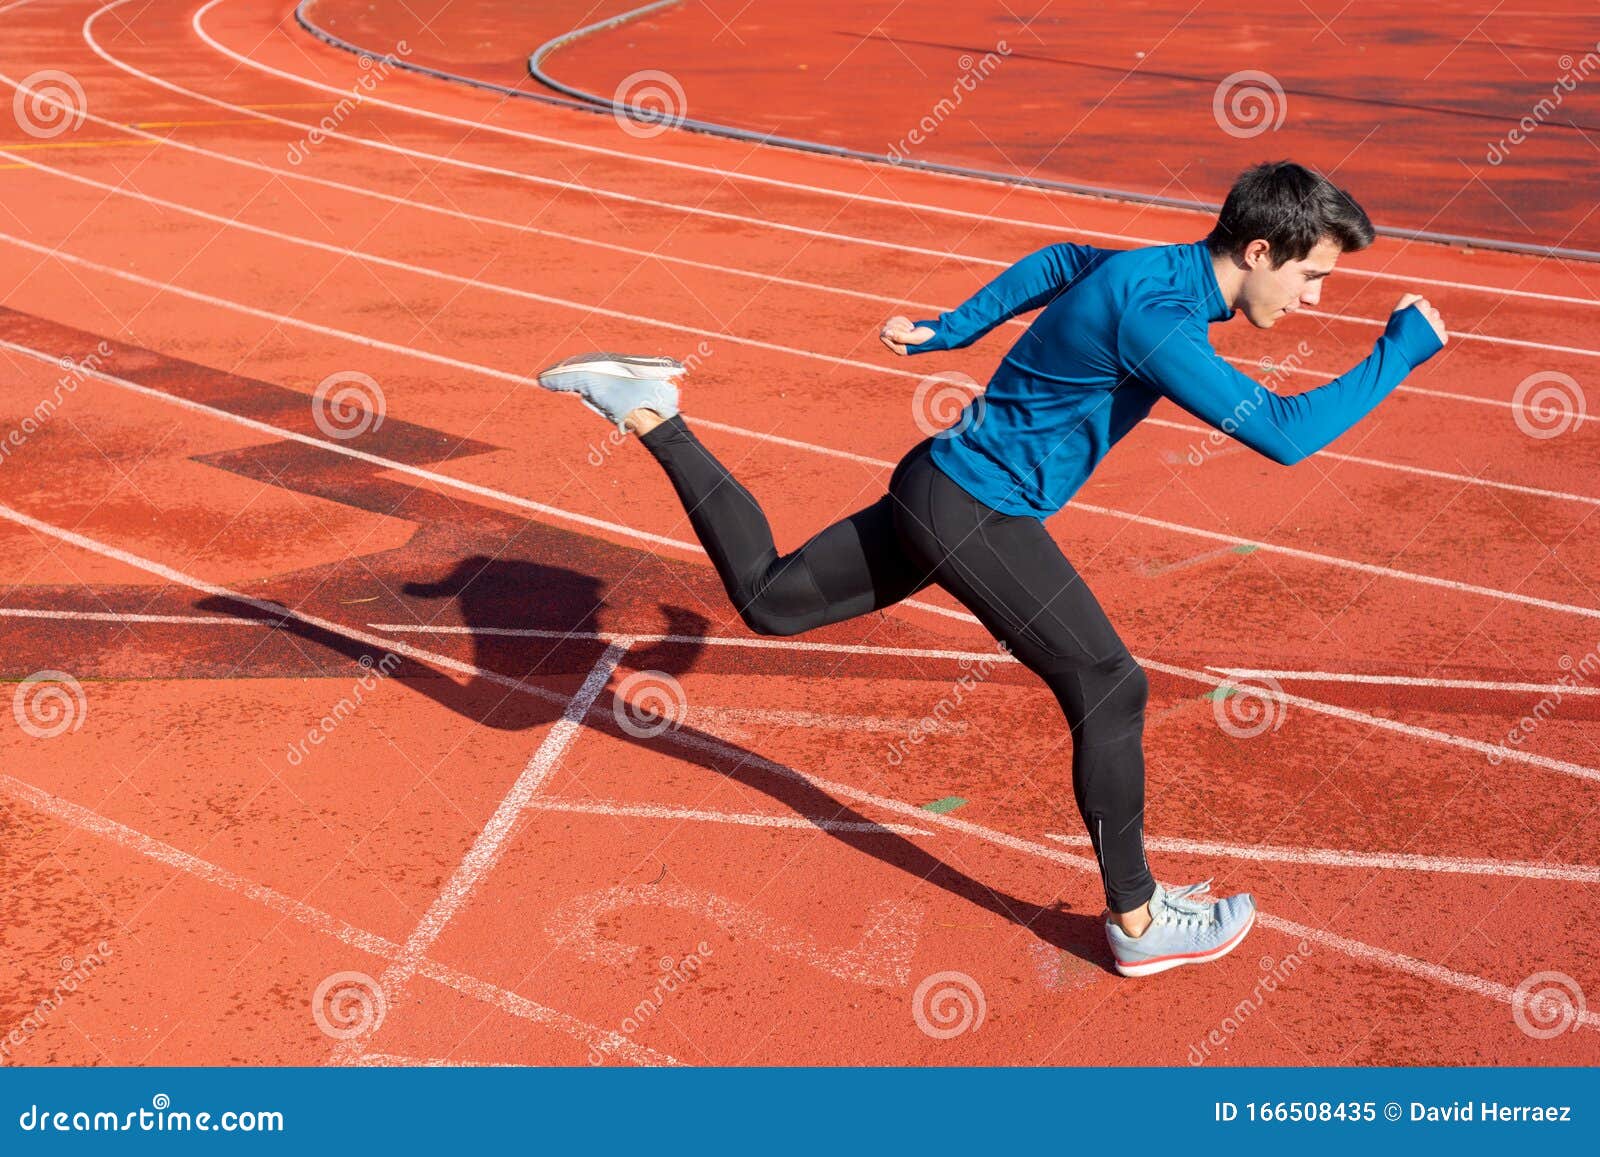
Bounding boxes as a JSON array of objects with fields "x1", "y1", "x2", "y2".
[
  {"x1": 1110, "y1": 907, "x2": 1257, "y2": 978},
  {"x1": 538, "y1": 355, "x2": 685, "y2": 384}
]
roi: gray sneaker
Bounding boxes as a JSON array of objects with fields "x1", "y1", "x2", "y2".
[
  {"x1": 1105, "y1": 880, "x2": 1256, "y2": 978},
  {"x1": 537, "y1": 352, "x2": 684, "y2": 432}
]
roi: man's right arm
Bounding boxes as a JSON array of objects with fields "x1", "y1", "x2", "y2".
[{"x1": 1117, "y1": 296, "x2": 1446, "y2": 465}]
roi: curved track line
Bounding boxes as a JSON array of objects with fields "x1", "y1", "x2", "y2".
[
  {"x1": 520, "y1": 0, "x2": 1600, "y2": 268},
  {"x1": 1209, "y1": 666, "x2": 1600, "y2": 695},
  {"x1": 4, "y1": 336, "x2": 1597, "y2": 786},
  {"x1": 125, "y1": 0, "x2": 1600, "y2": 322}
]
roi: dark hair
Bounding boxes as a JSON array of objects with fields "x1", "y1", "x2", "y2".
[{"x1": 1205, "y1": 161, "x2": 1375, "y2": 267}]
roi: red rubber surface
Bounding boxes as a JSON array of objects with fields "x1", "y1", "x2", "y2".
[{"x1": 1, "y1": 0, "x2": 1598, "y2": 1067}]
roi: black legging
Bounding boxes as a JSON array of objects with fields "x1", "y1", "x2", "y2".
[{"x1": 640, "y1": 415, "x2": 1157, "y2": 913}]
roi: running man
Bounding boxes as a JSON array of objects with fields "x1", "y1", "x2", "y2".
[{"x1": 536, "y1": 161, "x2": 1448, "y2": 977}]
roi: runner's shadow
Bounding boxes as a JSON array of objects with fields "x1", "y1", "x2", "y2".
[{"x1": 198, "y1": 557, "x2": 1113, "y2": 969}]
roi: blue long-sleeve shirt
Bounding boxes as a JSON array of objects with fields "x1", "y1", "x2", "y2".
[{"x1": 907, "y1": 238, "x2": 1445, "y2": 517}]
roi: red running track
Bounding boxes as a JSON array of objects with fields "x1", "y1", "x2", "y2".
[{"x1": 0, "y1": 0, "x2": 1598, "y2": 1066}]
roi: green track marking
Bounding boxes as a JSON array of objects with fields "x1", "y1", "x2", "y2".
[{"x1": 920, "y1": 796, "x2": 968, "y2": 814}]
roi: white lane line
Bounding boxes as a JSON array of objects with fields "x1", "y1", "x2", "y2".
[
  {"x1": 180, "y1": 0, "x2": 1600, "y2": 309},
  {"x1": 76, "y1": 5, "x2": 1600, "y2": 346},
  {"x1": 1, "y1": 506, "x2": 1585, "y2": 1025},
  {"x1": 0, "y1": 154, "x2": 927, "y2": 385},
  {"x1": 1208, "y1": 666, "x2": 1600, "y2": 695},
  {"x1": 689, "y1": 705, "x2": 966, "y2": 734},
  {"x1": 331, "y1": 639, "x2": 632, "y2": 1064},
  {"x1": 1142, "y1": 417, "x2": 1600, "y2": 504},
  {"x1": 0, "y1": 771, "x2": 678, "y2": 1064},
  {"x1": 4, "y1": 241, "x2": 1595, "y2": 630},
  {"x1": 4, "y1": 84, "x2": 1586, "y2": 429},
  {"x1": 0, "y1": 607, "x2": 253, "y2": 624},
  {"x1": 4, "y1": 335, "x2": 1597, "y2": 782},
  {"x1": 526, "y1": 797, "x2": 932, "y2": 835},
  {"x1": 367, "y1": 622, "x2": 1012, "y2": 663},
  {"x1": 1045, "y1": 832, "x2": 1600, "y2": 884}
]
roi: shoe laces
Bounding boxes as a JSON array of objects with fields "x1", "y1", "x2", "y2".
[{"x1": 1153, "y1": 884, "x2": 1217, "y2": 928}]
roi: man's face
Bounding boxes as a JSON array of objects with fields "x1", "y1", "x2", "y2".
[{"x1": 1238, "y1": 236, "x2": 1342, "y2": 328}]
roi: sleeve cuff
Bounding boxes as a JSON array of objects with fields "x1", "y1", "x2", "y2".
[{"x1": 906, "y1": 318, "x2": 948, "y2": 354}]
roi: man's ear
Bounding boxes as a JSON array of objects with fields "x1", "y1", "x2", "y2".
[{"x1": 1242, "y1": 238, "x2": 1273, "y2": 270}]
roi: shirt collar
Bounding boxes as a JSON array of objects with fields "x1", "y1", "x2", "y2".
[{"x1": 1188, "y1": 239, "x2": 1234, "y2": 323}]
